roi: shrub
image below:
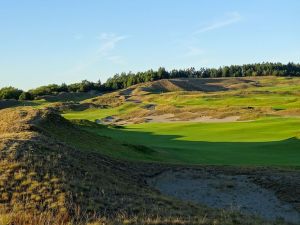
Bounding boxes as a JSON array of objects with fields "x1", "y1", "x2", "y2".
[
  {"x1": 0, "y1": 87, "x2": 23, "y2": 100},
  {"x1": 19, "y1": 92, "x2": 34, "y2": 101}
]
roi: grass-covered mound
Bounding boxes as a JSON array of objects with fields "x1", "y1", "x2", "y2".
[
  {"x1": 2, "y1": 107, "x2": 282, "y2": 225},
  {"x1": 0, "y1": 108, "x2": 200, "y2": 224}
]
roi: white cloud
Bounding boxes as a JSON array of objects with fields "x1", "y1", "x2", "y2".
[
  {"x1": 196, "y1": 12, "x2": 241, "y2": 33},
  {"x1": 97, "y1": 33, "x2": 129, "y2": 56}
]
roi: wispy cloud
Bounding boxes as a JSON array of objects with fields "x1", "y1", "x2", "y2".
[
  {"x1": 62, "y1": 32, "x2": 129, "y2": 77},
  {"x1": 196, "y1": 12, "x2": 241, "y2": 33},
  {"x1": 97, "y1": 33, "x2": 129, "y2": 56},
  {"x1": 177, "y1": 12, "x2": 241, "y2": 61}
]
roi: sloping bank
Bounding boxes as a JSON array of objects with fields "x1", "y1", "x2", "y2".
[{"x1": 0, "y1": 107, "x2": 296, "y2": 225}]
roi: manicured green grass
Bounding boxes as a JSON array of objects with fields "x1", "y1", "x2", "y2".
[
  {"x1": 124, "y1": 117, "x2": 300, "y2": 142},
  {"x1": 82, "y1": 117, "x2": 300, "y2": 166},
  {"x1": 61, "y1": 77, "x2": 300, "y2": 166}
]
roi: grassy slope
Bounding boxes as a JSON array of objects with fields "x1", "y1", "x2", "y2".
[
  {"x1": 61, "y1": 77, "x2": 300, "y2": 166},
  {"x1": 63, "y1": 77, "x2": 300, "y2": 122},
  {"x1": 0, "y1": 108, "x2": 200, "y2": 222},
  {"x1": 1, "y1": 108, "x2": 279, "y2": 225}
]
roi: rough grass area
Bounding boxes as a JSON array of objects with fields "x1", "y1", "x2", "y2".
[
  {"x1": 63, "y1": 76, "x2": 300, "y2": 123},
  {"x1": 0, "y1": 207, "x2": 275, "y2": 225},
  {"x1": 35, "y1": 91, "x2": 101, "y2": 102},
  {"x1": 1, "y1": 107, "x2": 284, "y2": 225},
  {"x1": 0, "y1": 108, "x2": 190, "y2": 219}
]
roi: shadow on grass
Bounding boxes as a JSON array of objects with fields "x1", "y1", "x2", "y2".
[{"x1": 80, "y1": 124, "x2": 300, "y2": 166}]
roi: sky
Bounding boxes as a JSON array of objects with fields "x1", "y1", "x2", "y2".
[{"x1": 0, "y1": 0, "x2": 300, "y2": 90}]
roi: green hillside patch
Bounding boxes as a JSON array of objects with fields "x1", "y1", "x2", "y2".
[{"x1": 61, "y1": 77, "x2": 300, "y2": 167}]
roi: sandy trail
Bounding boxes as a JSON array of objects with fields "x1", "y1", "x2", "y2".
[{"x1": 148, "y1": 170, "x2": 300, "y2": 224}]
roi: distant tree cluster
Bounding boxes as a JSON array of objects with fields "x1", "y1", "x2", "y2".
[
  {"x1": 0, "y1": 80, "x2": 102, "y2": 100},
  {"x1": 1, "y1": 62, "x2": 300, "y2": 100},
  {"x1": 104, "y1": 62, "x2": 300, "y2": 90},
  {"x1": 28, "y1": 80, "x2": 102, "y2": 97},
  {"x1": 0, "y1": 87, "x2": 23, "y2": 100},
  {"x1": 0, "y1": 86, "x2": 33, "y2": 101}
]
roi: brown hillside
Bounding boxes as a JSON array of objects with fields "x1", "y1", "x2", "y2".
[
  {"x1": 136, "y1": 77, "x2": 260, "y2": 93},
  {"x1": 0, "y1": 107, "x2": 212, "y2": 224}
]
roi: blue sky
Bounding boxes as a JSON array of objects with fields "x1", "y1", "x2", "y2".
[{"x1": 0, "y1": 0, "x2": 299, "y2": 90}]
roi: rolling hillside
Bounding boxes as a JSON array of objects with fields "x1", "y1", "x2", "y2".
[
  {"x1": 1, "y1": 107, "x2": 278, "y2": 225},
  {"x1": 1, "y1": 77, "x2": 300, "y2": 224},
  {"x1": 64, "y1": 76, "x2": 300, "y2": 124},
  {"x1": 0, "y1": 108, "x2": 198, "y2": 224},
  {"x1": 61, "y1": 76, "x2": 300, "y2": 167}
]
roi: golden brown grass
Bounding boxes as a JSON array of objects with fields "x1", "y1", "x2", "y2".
[
  {"x1": 0, "y1": 107, "x2": 290, "y2": 225},
  {"x1": 0, "y1": 206, "x2": 273, "y2": 225},
  {"x1": 117, "y1": 104, "x2": 274, "y2": 123},
  {"x1": 85, "y1": 93, "x2": 125, "y2": 107},
  {"x1": 80, "y1": 76, "x2": 300, "y2": 125}
]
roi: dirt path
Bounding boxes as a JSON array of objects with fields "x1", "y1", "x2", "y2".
[{"x1": 148, "y1": 169, "x2": 300, "y2": 224}]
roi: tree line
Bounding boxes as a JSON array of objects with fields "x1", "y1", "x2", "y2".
[
  {"x1": 0, "y1": 80, "x2": 102, "y2": 101},
  {"x1": 1, "y1": 62, "x2": 300, "y2": 100},
  {"x1": 104, "y1": 62, "x2": 300, "y2": 90}
]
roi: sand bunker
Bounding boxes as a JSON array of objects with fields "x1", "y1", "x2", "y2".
[
  {"x1": 188, "y1": 116, "x2": 239, "y2": 123},
  {"x1": 148, "y1": 170, "x2": 300, "y2": 224},
  {"x1": 145, "y1": 114, "x2": 175, "y2": 122},
  {"x1": 144, "y1": 114, "x2": 239, "y2": 123}
]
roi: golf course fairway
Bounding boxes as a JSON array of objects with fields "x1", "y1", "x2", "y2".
[{"x1": 82, "y1": 117, "x2": 300, "y2": 166}]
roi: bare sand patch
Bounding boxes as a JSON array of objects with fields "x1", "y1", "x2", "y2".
[
  {"x1": 148, "y1": 170, "x2": 300, "y2": 224},
  {"x1": 144, "y1": 114, "x2": 240, "y2": 123},
  {"x1": 145, "y1": 114, "x2": 175, "y2": 123},
  {"x1": 102, "y1": 114, "x2": 244, "y2": 125},
  {"x1": 188, "y1": 116, "x2": 240, "y2": 123}
]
